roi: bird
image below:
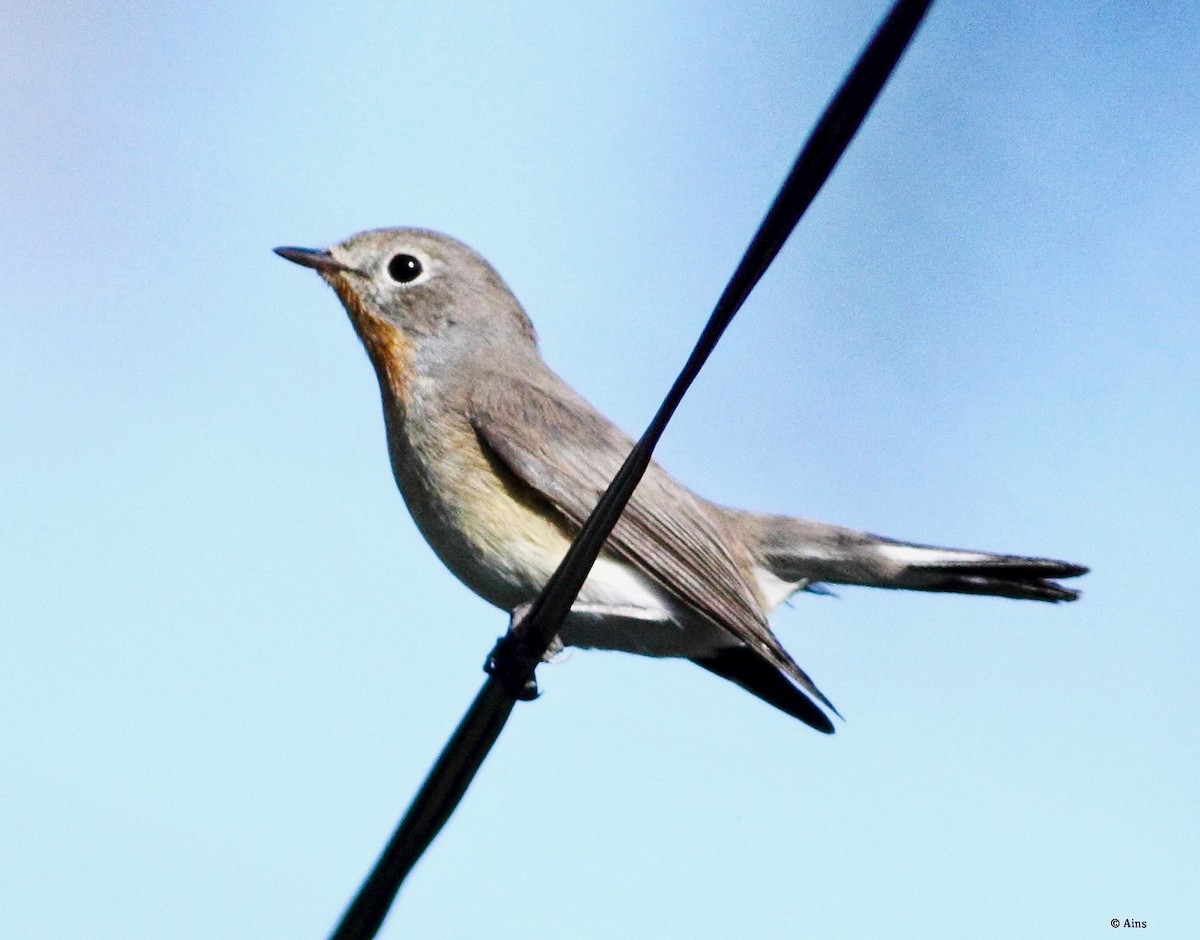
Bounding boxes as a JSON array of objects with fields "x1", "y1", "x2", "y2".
[{"x1": 275, "y1": 227, "x2": 1087, "y2": 734}]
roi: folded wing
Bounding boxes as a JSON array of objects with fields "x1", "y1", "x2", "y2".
[{"x1": 467, "y1": 372, "x2": 837, "y2": 728}]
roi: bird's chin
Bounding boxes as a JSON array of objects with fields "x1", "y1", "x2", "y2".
[{"x1": 327, "y1": 276, "x2": 416, "y2": 400}]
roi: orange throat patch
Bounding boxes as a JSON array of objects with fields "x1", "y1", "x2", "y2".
[{"x1": 328, "y1": 274, "x2": 415, "y2": 405}]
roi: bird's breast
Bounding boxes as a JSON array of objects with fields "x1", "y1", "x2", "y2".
[{"x1": 384, "y1": 394, "x2": 576, "y2": 610}]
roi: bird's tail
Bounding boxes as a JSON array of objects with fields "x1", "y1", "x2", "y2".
[{"x1": 728, "y1": 511, "x2": 1088, "y2": 606}]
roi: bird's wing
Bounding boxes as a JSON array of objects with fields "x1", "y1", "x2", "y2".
[{"x1": 467, "y1": 372, "x2": 836, "y2": 719}]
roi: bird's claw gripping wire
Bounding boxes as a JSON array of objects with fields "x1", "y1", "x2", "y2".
[{"x1": 485, "y1": 604, "x2": 542, "y2": 701}]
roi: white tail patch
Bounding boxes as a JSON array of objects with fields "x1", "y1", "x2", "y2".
[{"x1": 879, "y1": 544, "x2": 992, "y2": 566}]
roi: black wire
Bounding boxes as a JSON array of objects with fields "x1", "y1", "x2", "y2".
[
  {"x1": 326, "y1": 2, "x2": 935, "y2": 936},
  {"x1": 328, "y1": 680, "x2": 514, "y2": 940},
  {"x1": 514, "y1": 0, "x2": 936, "y2": 651}
]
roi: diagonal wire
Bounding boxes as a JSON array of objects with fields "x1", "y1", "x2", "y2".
[
  {"x1": 327, "y1": 2, "x2": 935, "y2": 937},
  {"x1": 328, "y1": 680, "x2": 515, "y2": 940},
  {"x1": 510, "y1": 0, "x2": 936, "y2": 657}
]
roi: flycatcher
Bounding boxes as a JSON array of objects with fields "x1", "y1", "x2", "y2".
[{"x1": 275, "y1": 228, "x2": 1086, "y2": 734}]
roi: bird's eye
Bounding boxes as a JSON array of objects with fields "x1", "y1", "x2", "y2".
[{"x1": 387, "y1": 253, "x2": 423, "y2": 284}]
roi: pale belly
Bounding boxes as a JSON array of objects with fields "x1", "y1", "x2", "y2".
[{"x1": 387, "y1": 411, "x2": 736, "y2": 659}]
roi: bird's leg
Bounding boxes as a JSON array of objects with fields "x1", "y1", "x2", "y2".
[{"x1": 485, "y1": 603, "x2": 542, "y2": 701}]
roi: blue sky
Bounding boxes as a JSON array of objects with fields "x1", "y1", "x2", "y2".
[{"x1": 3, "y1": 2, "x2": 1197, "y2": 937}]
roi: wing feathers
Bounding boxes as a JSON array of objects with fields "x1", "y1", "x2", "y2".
[{"x1": 467, "y1": 373, "x2": 836, "y2": 718}]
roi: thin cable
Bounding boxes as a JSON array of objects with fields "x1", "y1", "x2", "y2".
[
  {"x1": 328, "y1": 679, "x2": 514, "y2": 940},
  {"x1": 496, "y1": 0, "x2": 936, "y2": 685},
  {"x1": 326, "y1": 2, "x2": 935, "y2": 936}
]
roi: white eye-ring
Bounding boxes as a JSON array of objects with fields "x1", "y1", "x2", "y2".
[{"x1": 385, "y1": 251, "x2": 433, "y2": 287}]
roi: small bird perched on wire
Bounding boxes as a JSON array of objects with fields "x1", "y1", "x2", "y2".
[{"x1": 276, "y1": 228, "x2": 1087, "y2": 734}]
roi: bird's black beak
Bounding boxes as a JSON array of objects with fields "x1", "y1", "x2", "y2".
[{"x1": 273, "y1": 246, "x2": 360, "y2": 275}]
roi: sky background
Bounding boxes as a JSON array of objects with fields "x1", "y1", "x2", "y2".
[{"x1": 3, "y1": 2, "x2": 1197, "y2": 937}]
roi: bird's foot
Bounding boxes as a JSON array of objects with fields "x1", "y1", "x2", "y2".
[{"x1": 484, "y1": 603, "x2": 542, "y2": 701}]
